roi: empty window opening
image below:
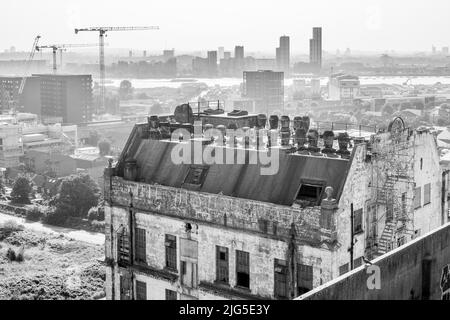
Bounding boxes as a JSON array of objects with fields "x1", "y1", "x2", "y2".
[
  {"x1": 216, "y1": 246, "x2": 229, "y2": 284},
  {"x1": 236, "y1": 250, "x2": 250, "y2": 289},
  {"x1": 274, "y1": 259, "x2": 288, "y2": 298},
  {"x1": 296, "y1": 183, "x2": 323, "y2": 205},
  {"x1": 165, "y1": 234, "x2": 177, "y2": 270},
  {"x1": 184, "y1": 166, "x2": 209, "y2": 186},
  {"x1": 297, "y1": 264, "x2": 313, "y2": 296}
]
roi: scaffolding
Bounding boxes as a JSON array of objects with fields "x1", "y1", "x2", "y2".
[{"x1": 367, "y1": 117, "x2": 416, "y2": 259}]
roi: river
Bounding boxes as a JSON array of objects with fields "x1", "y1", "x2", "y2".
[
  {"x1": 0, "y1": 211, "x2": 105, "y2": 245},
  {"x1": 104, "y1": 76, "x2": 450, "y2": 89}
]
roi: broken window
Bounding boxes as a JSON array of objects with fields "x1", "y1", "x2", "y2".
[
  {"x1": 165, "y1": 234, "x2": 177, "y2": 270},
  {"x1": 236, "y1": 250, "x2": 250, "y2": 289},
  {"x1": 274, "y1": 259, "x2": 288, "y2": 298},
  {"x1": 353, "y1": 209, "x2": 363, "y2": 234},
  {"x1": 135, "y1": 280, "x2": 147, "y2": 300},
  {"x1": 165, "y1": 289, "x2": 177, "y2": 300},
  {"x1": 180, "y1": 238, "x2": 198, "y2": 289},
  {"x1": 184, "y1": 166, "x2": 209, "y2": 186},
  {"x1": 216, "y1": 246, "x2": 229, "y2": 284},
  {"x1": 135, "y1": 227, "x2": 146, "y2": 264},
  {"x1": 296, "y1": 183, "x2": 323, "y2": 206},
  {"x1": 414, "y1": 187, "x2": 422, "y2": 209},
  {"x1": 424, "y1": 183, "x2": 431, "y2": 205},
  {"x1": 181, "y1": 260, "x2": 198, "y2": 289},
  {"x1": 297, "y1": 264, "x2": 313, "y2": 295},
  {"x1": 119, "y1": 275, "x2": 131, "y2": 300},
  {"x1": 117, "y1": 229, "x2": 130, "y2": 266}
]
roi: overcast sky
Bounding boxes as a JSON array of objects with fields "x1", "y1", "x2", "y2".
[{"x1": 1, "y1": 0, "x2": 449, "y2": 54}]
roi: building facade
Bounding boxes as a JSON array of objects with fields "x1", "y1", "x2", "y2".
[
  {"x1": 103, "y1": 111, "x2": 445, "y2": 300},
  {"x1": 242, "y1": 70, "x2": 284, "y2": 114},
  {"x1": 328, "y1": 73, "x2": 360, "y2": 101},
  {"x1": 35, "y1": 74, "x2": 93, "y2": 124},
  {"x1": 276, "y1": 36, "x2": 290, "y2": 75},
  {"x1": 309, "y1": 27, "x2": 322, "y2": 71}
]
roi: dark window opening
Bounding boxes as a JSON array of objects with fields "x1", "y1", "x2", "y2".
[
  {"x1": 135, "y1": 228, "x2": 146, "y2": 263},
  {"x1": 353, "y1": 209, "x2": 363, "y2": 234},
  {"x1": 118, "y1": 230, "x2": 130, "y2": 266},
  {"x1": 339, "y1": 263, "x2": 349, "y2": 276},
  {"x1": 136, "y1": 280, "x2": 147, "y2": 300},
  {"x1": 216, "y1": 246, "x2": 229, "y2": 284},
  {"x1": 236, "y1": 250, "x2": 250, "y2": 289},
  {"x1": 184, "y1": 166, "x2": 209, "y2": 186},
  {"x1": 297, "y1": 264, "x2": 313, "y2": 295},
  {"x1": 296, "y1": 183, "x2": 323, "y2": 206},
  {"x1": 274, "y1": 259, "x2": 288, "y2": 298},
  {"x1": 120, "y1": 275, "x2": 131, "y2": 300},
  {"x1": 165, "y1": 234, "x2": 177, "y2": 270},
  {"x1": 258, "y1": 219, "x2": 268, "y2": 233},
  {"x1": 165, "y1": 289, "x2": 177, "y2": 300}
]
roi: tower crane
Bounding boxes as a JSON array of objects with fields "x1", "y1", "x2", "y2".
[
  {"x1": 74, "y1": 26, "x2": 159, "y2": 113},
  {"x1": 4, "y1": 35, "x2": 41, "y2": 114},
  {"x1": 35, "y1": 43, "x2": 101, "y2": 73}
]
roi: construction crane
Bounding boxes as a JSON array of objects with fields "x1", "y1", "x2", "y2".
[
  {"x1": 35, "y1": 43, "x2": 101, "y2": 73},
  {"x1": 18, "y1": 35, "x2": 41, "y2": 96},
  {"x1": 3, "y1": 35, "x2": 42, "y2": 114},
  {"x1": 74, "y1": 26, "x2": 159, "y2": 113}
]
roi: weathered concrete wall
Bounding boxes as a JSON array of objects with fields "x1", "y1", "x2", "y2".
[
  {"x1": 107, "y1": 177, "x2": 336, "y2": 246},
  {"x1": 104, "y1": 204, "x2": 335, "y2": 300},
  {"x1": 299, "y1": 223, "x2": 450, "y2": 300}
]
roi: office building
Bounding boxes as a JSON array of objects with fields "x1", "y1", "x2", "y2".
[
  {"x1": 242, "y1": 70, "x2": 284, "y2": 113},
  {"x1": 276, "y1": 36, "x2": 290, "y2": 75},
  {"x1": 309, "y1": 27, "x2": 322, "y2": 70},
  {"x1": 35, "y1": 74, "x2": 93, "y2": 124}
]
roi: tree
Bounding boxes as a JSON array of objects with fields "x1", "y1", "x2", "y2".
[
  {"x1": 150, "y1": 103, "x2": 163, "y2": 115},
  {"x1": 11, "y1": 176, "x2": 32, "y2": 204},
  {"x1": 98, "y1": 140, "x2": 111, "y2": 156},
  {"x1": 119, "y1": 80, "x2": 133, "y2": 100},
  {"x1": 52, "y1": 175, "x2": 100, "y2": 220}
]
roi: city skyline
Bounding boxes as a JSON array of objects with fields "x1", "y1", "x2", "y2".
[{"x1": 1, "y1": 0, "x2": 450, "y2": 54}]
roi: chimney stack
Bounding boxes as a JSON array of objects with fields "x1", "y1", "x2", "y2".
[
  {"x1": 322, "y1": 130, "x2": 336, "y2": 154},
  {"x1": 280, "y1": 115, "x2": 291, "y2": 146},
  {"x1": 307, "y1": 129, "x2": 320, "y2": 153}
]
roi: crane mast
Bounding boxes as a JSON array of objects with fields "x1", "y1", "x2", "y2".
[{"x1": 74, "y1": 26, "x2": 159, "y2": 114}]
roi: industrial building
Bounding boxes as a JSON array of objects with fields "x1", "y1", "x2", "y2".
[
  {"x1": 328, "y1": 73, "x2": 360, "y2": 101},
  {"x1": 242, "y1": 70, "x2": 284, "y2": 114},
  {"x1": 103, "y1": 105, "x2": 446, "y2": 300}
]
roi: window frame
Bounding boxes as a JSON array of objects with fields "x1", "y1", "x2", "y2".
[
  {"x1": 235, "y1": 250, "x2": 250, "y2": 289},
  {"x1": 165, "y1": 234, "x2": 177, "y2": 271},
  {"x1": 274, "y1": 259, "x2": 288, "y2": 299},
  {"x1": 295, "y1": 179, "x2": 325, "y2": 206},
  {"x1": 183, "y1": 165, "x2": 209, "y2": 187},
  {"x1": 135, "y1": 280, "x2": 147, "y2": 300},
  {"x1": 134, "y1": 227, "x2": 146, "y2": 264},
  {"x1": 424, "y1": 183, "x2": 431, "y2": 206},
  {"x1": 353, "y1": 208, "x2": 363, "y2": 235},
  {"x1": 414, "y1": 187, "x2": 422, "y2": 209},
  {"x1": 297, "y1": 263, "x2": 313, "y2": 296},
  {"x1": 216, "y1": 246, "x2": 229, "y2": 285},
  {"x1": 165, "y1": 289, "x2": 177, "y2": 300}
]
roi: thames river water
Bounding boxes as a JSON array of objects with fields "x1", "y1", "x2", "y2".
[{"x1": 105, "y1": 76, "x2": 450, "y2": 89}]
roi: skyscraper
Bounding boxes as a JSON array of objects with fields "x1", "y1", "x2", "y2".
[
  {"x1": 218, "y1": 47, "x2": 224, "y2": 60},
  {"x1": 276, "y1": 36, "x2": 290, "y2": 75},
  {"x1": 234, "y1": 46, "x2": 245, "y2": 76},
  {"x1": 234, "y1": 46, "x2": 244, "y2": 60},
  {"x1": 309, "y1": 27, "x2": 322, "y2": 70}
]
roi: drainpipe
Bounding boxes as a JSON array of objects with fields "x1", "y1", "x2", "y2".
[
  {"x1": 287, "y1": 223, "x2": 298, "y2": 299},
  {"x1": 349, "y1": 203, "x2": 355, "y2": 270},
  {"x1": 128, "y1": 191, "x2": 135, "y2": 300},
  {"x1": 441, "y1": 170, "x2": 449, "y2": 226}
]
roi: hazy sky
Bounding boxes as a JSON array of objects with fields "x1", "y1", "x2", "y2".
[{"x1": 1, "y1": 0, "x2": 449, "y2": 54}]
